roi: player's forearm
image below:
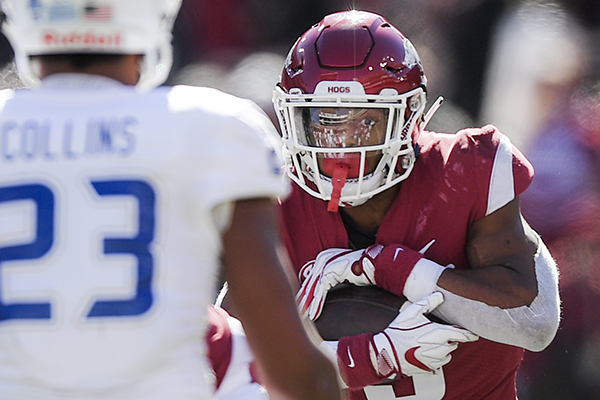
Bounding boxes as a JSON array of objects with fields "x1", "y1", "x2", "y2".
[
  {"x1": 223, "y1": 199, "x2": 341, "y2": 399},
  {"x1": 436, "y1": 262, "x2": 537, "y2": 309},
  {"x1": 230, "y1": 271, "x2": 342, "y2": 399},
  {"x1": 230, "y1": 275, "x2": 340, "y2": 399},
  {"x1": 431, "y1": 239, "x2": 560, "y2": 351}
]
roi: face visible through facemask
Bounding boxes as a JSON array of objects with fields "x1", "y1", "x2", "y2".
[{"x1": 302, "y1": 107, "x2": 388, "y2": 178}]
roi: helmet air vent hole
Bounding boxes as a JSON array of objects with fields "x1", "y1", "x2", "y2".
[{"x1": 385, "y1": 65, "x2": 403, "y2": 74}]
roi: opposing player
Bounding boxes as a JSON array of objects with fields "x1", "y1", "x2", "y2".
[
  {"x1": 273, "y1": 10, "x2": 560, "y2": 399},
  {"x1": 0, "y1": 1, "x2": 340, "y2": 399}
]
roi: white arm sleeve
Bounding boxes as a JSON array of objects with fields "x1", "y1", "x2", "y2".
[{"x1": 430, "y1": 238, "x2": 560, "y2": 351}]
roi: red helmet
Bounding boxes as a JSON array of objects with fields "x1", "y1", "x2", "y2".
[{"x1": 273, "y1": 10, "x2": 431, "y2": 211}]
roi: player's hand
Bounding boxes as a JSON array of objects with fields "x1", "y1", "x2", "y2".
[
  {"x1": 335, "y1": 293, "x2": 478, "y2": 388},
  {"x1": 297, "y1": 244, "x2": 426, "y2": 320},
  {"x1": 372, "y1": 292, "x2": 478, "y2": 376},
  {"x1": 297, "y1": 247, "x2": 376, "y2": 320}
]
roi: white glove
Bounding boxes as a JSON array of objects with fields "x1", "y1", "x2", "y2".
[
  {"x1": 372, "y1": 292, "x2": 479, "y2": 376},
  {"x1": 334, "y1": 292, "x2": 478, "y2": 388},
  {"x1": 296, "y1": 247, "x2": 376, "y2": 320},
  {"x1": 298, "y1": 243, "x2": 429, "y2": 320}
]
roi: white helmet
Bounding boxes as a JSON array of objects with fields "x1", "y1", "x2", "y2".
[{"x1": 0, "y1": 0, "x2": 182, "y2": 89}]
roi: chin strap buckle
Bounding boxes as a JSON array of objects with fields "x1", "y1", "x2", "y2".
[{"x1": 327, "y1": 163, "x2": 350, "y2": 212}]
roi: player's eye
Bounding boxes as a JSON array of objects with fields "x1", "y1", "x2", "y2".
[{"x1": 361, "y1": 117, "x2": 378, "y2": 129}]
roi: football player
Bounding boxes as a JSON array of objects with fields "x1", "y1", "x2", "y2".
[
  {"x1": 0, "y1": 1, "x2": 340, "y2": 399},
  {"x1": 273, "y1": 10, "x2": 560, "y2": 400}
]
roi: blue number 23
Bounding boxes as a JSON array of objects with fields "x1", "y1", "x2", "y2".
[{"x1": 0, "y1": 180, "x2": 155, "y2": 322}]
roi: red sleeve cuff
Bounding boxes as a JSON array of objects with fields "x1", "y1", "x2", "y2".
[
  {"x1": 375, "y1": 245, "x2": 423, "y2": 296},
  {"x1": 337, "y1": 333, "x2": 385, "y2": 389}
]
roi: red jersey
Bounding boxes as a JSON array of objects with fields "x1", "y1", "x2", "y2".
[
  {"x1": 206, "y1": 306, "x2": 266, "y2": 399},
  {"x1": 207, "y1": 306, "x2": 233, "y2": 390},
  {"x1": 279, "y1": 125, "x2": 534, "y2": 400}
]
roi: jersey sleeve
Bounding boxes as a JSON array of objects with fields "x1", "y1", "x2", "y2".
[
  {"x1": 454, "y1": 124, "x2": 534, "y2": 217},
  {"x1": 172, "y1": 86, "x2": 290, "y2": 211}
]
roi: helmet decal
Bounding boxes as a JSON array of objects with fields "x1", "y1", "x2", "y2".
[{"x1": 82, "y1": 4, "x2": 113, "y2": 22}]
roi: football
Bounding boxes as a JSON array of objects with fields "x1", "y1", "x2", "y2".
[{"x1": 314, "y1": 284, "x2": 407, "y2": 341}]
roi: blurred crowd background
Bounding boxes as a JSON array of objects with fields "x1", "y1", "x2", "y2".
[{"x1": 1, "y1": 0, "x2": 599, "y2": 398}]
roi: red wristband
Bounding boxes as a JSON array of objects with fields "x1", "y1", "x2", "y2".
[
  {"x1": 374, "y1": 245, "x2": 424, "y2": 297},
  {"x1": 337, "y1": 333, "x2": 385, "y2": 389}
]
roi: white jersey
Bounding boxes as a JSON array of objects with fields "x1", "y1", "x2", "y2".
[{"x1": 0, "y1": 74, "x2": 288, "y2": 399}]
